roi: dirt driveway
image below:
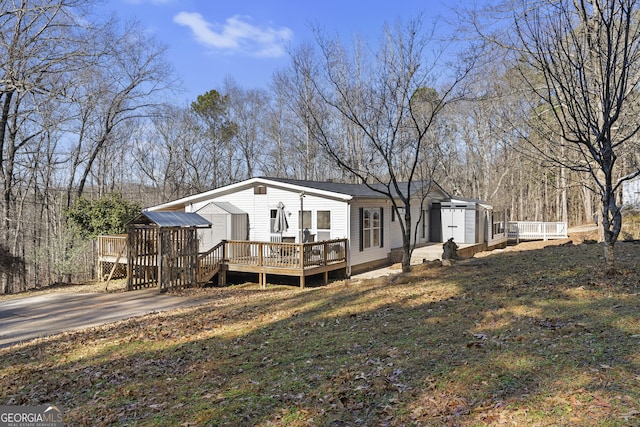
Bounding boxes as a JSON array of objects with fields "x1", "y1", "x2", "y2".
[{"x1": 0, "y1": 289, "x2": 206, "y2": 348}]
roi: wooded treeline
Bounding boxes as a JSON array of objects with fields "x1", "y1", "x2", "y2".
[{"x1": 1, "y1": 0, "x2": 638, "y2": 291}]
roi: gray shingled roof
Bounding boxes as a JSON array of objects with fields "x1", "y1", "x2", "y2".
[
  {"x1": 264, "y1": 177, "x2": 447, "y2": 199},
  {"x1": 265, "y1": 177, "x2": 383, "y2": 197}
]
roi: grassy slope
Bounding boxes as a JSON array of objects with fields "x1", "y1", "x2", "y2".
[{"x1": 0, "y1": 240, "x2": 639, "y2": 426}]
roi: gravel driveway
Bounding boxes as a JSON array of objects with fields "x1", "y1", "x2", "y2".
[{"x1": 0, "y1": 289, "x2": 206, "y2": 348}]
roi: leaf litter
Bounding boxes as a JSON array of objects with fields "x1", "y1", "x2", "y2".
[{"x1": 0, "y1": 238, "x2": 639, "y2": 426}]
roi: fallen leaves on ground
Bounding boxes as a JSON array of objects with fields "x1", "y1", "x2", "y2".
[{"x1": 1, "y1": 239, "x2": 639, "y2": 426}]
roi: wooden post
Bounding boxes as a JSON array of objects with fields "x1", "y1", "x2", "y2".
[
  {"x1": 157, "y1": 228, "x2": 163, "y2": 292},
  {"x1": 222, "y1": 240, "x2": 227, "y2": 261},
  {"x1": 299, "y1": 243, "x2": 304, "y2": 268},
  {"x1": 322, "y1": 241, "x2": 327, "y2": 265},
  {"x1": 104, "y1": 243, "x2": 126, "y2": 291},
  {"x1": 126, "y1": 228, "x2": 133, "y2": 291},
  {"x1": 322, "y1": 241, "x2": 329, "y2": 284}
]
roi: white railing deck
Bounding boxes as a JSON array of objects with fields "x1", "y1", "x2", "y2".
[{"x1": 508, "y1": 221, "x2": 568, "y2": 241}]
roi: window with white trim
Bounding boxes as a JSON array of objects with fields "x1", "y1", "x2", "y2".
[
  {"x1": 360, "y1": 207, "x2": 383, "y2": 250},
  {"x1": 317, "y1": 210, "x2": 331, "y2": 241}
]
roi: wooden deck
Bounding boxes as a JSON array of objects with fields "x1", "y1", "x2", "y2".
[{"x1": 97, "y1": 236, "x2": 348, "y2": 289}]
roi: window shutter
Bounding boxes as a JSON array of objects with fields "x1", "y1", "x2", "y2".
[
  {"x1": 380, "y1": 207, "x2": 384, "y2": 248},
  {"x1": 359, "y1": 207, "x2": 364, "y2": 252}
]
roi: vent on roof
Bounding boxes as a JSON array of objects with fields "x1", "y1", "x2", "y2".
[{"x1": 254, "y1": 185, "x2": 267, "y2": 195}]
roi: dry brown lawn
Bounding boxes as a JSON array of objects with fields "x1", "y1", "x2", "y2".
[{"x1": 0, "y1": 229, "x2": 638, "y2": 426}]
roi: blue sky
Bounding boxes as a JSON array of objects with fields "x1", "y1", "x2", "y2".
[{"x1": 108, "y1": 0, "x2": 463, "y2": 103}]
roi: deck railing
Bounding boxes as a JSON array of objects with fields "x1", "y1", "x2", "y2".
[
  {"x1": 99, "y1": 236, "x2": 347, "y2": 268},
  {"x1": 222, "y1": 238, "x2": 348, "y2": 269},
  {"x1": 197, "y1": 241, "x2": 225, "y2": 283},
  {"x1": 508, "y1": 221, "x2": 568, "y2": 241},
  {"x1": 98, "y1": 235, "x2": 127, "y2": 258}
]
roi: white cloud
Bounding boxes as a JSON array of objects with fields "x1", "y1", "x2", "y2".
[{"x1": 173, "y1": 13, "x2": 293, "y2": 57}]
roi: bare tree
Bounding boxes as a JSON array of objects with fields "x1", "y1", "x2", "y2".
[
  {"x1": 190, "y1": 89, "x2": 238, "y2": 188},
  {"x1": 225, "y1": 77, "x2": 269, "y2": 179},
  {"x1": 263, "y1": 75, "x2": 295, "y2": 177},
  {"x1": 0, "y1": 0, "x2": 99, "y2": 292},
  {"x1": 0, "y1": 0, "x2": 176, "y2": 291},
  {"x1": 476, "y1": 0, "x2": 640, "y2": 273},
  {"x1": 269, "y1": 47, "x2": 313, "y2": 180},
  {"x1": 293, "y1": 17, "x2": 473, "y2": 272},
  {"x1": 63, "y1": 18, "x2": 174, "y2": 206},
  {"x1": 133, "y1": 105, "x2": 214, "y2": 198},
  {"x1": 1, "y1": 1, "x2": 73, "y2": 230}
]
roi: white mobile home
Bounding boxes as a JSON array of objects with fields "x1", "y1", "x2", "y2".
[{"x1": 148, "y1": 177, "x2": 456, "y2": 274}]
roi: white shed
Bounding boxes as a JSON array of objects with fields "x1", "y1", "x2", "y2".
[
  {"x1": 623, "y1": 176, "x2": 640, "y2": 209},
  {"x1": 440, "y1": 198, "x2": 491, "y2": 245},
  {"x1": 195, "y1": 202, "x2": 248, "y2": 251}
]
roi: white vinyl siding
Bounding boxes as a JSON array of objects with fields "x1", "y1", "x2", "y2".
[
  {"x1": 186, "y1": 185, "x2": 348, "y2": 244},
  {"x1": 156, "y1": 178, "x2": 454, "y2": 272},
  {"x1": 388, "y1": 201, "x2": 430, "y2": 248}
]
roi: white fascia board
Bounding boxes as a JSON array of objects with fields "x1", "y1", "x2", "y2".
[{"x1": 146, "y1": 177, "x2": 264, "y2": 211}]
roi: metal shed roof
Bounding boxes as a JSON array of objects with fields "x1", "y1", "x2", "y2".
[
  {"x1": 130, "y1": 211, "x2": 212, "y2": 228},
  {"x1": 196, "y1": 201, "x2": 247, "y2": 215},
  {"x1": 444, "y1": 197, "x2": 493, "y2": 210}
]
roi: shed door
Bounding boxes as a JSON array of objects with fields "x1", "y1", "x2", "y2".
[
  {"x1": 198, "y1": 213, "x2": 227, "y2": 252},
  {"x1": 430, "y1": 203, "x2": 442, "y2": 242},
  {"x1": 442, "y1": 207, "x2": 465, "y2": 243}
]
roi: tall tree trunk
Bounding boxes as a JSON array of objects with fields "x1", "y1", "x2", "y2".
[
  {"x1": 402, "y1": 207, "x2": 412, "y2": 273},
  {"x1": 0, "y1": 92, "x2": 14, "y2": 242}
]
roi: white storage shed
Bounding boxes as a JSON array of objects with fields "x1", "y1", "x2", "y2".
[
  {"x1": 440, "y1": 198, "x2": 491, "y2": 245},
  {"x1": 195, "y1": 202, "x2": 248, "y2": 252}
]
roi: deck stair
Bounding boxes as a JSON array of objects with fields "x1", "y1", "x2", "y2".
[{"x1": 197, "y1": 241, "x2": 225, "y2": 284}]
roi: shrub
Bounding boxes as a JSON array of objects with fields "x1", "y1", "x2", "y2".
[{"x1": 65, "y1": 193, "x2": 141, "y2": 240}]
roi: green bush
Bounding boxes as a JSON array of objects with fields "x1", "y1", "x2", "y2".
[{"x1": 65, "y1": 193, "x2": 141, "y2": 240}]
